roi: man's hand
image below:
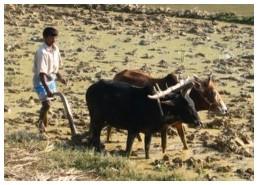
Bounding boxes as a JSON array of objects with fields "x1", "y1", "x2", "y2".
[
  {"x1": 60, "y1": 78, "x2": 67, "y2": 85},
  {"x1": 47, "y1": 90, "x2": 54, "y2": 97},
  {"x1": 57, "y1": 72, "x2": 67, "y2": 85},
  {"x1": 40, "y1": 73, "x2": 54, "y2": 97}
]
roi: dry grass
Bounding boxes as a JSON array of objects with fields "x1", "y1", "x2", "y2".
[
  {"x1": 4, "y1": 131, "x2": 96, "y2": 180},
  {"x1": 4, "y1": 130, "x2": 185, "y2": 181}
]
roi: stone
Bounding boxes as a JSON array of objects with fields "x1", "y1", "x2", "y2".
[
  {"x1": 163, "y1": 154, "x2": 170, "y2": 161},
  {"x1": 4, "y1": 105, "x2": 11, "y2": 113}
]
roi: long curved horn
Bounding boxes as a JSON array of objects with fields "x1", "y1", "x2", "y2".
[
  {"x1": 183, "y1": 87, "x2": 195, "y2": 108},
  {"x1": 148, "y1": 77, "x2": 194, "y2": 99},
  {"x1": 155, "y1": 83, "x2": 162, "y2": 92},
  {"x1": 193, "y1": 74, "x2": 200, "y2": 81},
  {"x1": 208, "y1": 72, "x2": 213, "y2": 81},
  {"x1": 53, "y1": 92, "x2": 78, "y2": 136},
  {"x1": 192, "y1": 74, "x2": 202, "y2": 88}
]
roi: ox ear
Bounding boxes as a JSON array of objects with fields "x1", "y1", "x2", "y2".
[{"x1": 203, "y1": 73, "x2": 213, "y2": 87}]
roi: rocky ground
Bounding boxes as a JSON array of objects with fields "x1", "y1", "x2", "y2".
[{"x1": 4, "y1": 5, "x2": 254, "y2": 180}]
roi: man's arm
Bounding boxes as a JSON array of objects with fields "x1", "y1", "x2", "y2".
[{"x1": 39, "y1": 72, "x2": 53, "y2": 97}]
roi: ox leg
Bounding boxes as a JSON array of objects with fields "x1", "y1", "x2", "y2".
[
  {"x1": 89, "y1": 122, "x2": 103, "y2": 151},
  {"x1": 161, "y1": 126, "x2": 167, "y2": 153},
  {"x1": 106, "y1": 126, "x2": 112, "y2": 143},
  {"x1": 144, "y1": 132, "x2": 152, "y2": 159},
  {"x1": 175, "y1": 123, "x2": 188, "y2": 150},
  {"x1": 125, "y1": 131, "x2": 137, "y2": 158}
]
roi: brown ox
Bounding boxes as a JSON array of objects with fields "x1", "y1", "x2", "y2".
[{"x1": 107, "y1": 69, "x2": 227, "y2": 153}]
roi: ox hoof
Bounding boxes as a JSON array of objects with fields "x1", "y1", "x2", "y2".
[
  {"x1": 71, "y1": 134, "x2": 84, "y2": 145},
  {"x1": 145, "y1": 152, "x2": 150, "y2": 159},
  {"x1": 100, "y1": 142, "x2": 105, "y2": 149},
  {"x1": 131, "y1": 151, "x2": 138, "y2": 157},
  {"x1": 95, "y1": 143, "x2": 106, "y2": 152},
  {"x1": 106, "y1": 140, "x2": 112, "y2": 143},
  {"x1": 38, "y1": 133, "x2": 49, "y2": 140},
  {"x1": 183, "y1": 146, "x2": 189, "y2": 150},
  {"x1": 119, "y1": 150, "x2": 132, "y2": 158}
]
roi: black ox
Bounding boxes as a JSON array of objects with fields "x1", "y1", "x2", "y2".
[{"x1": 86, "y1": 79, "x2": 201, "y2": 159}]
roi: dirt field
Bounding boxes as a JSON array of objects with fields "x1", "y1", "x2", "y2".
[{"x1": 4, "y1": 5, "x2": 254, "y2": 180}]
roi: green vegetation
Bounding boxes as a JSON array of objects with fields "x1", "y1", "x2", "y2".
[{"x1": 5, "y1": 130, "x2": 185, "y2": 180}]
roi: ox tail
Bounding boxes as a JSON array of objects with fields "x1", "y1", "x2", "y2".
[{"x1": 53, "y1": 92, "x2": 78, "y2": 136}]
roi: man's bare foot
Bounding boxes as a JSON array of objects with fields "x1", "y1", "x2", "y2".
[{"x1": 38, "y1": 120, "x2": 46, "y2": 133}]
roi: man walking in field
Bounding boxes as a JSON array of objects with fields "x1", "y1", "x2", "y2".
[{"x1": 33, "y1": 27, "x2": 66, "y2": 133}]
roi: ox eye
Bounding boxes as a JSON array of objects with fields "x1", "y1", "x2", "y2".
[
  {"x1": 208, "y1": 91, "x2": 217, "y2": 102},
  {"x1": 207, "y1": 90, "x2": 215, "y2": 97}
]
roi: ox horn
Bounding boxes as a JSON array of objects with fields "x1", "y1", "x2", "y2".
[
  {"x1": 182, "y1": 86, "x2": 195, "y2": 109},
  {"x1": 208, "y1": 72, "x2": 213, "y2": 81},
  {"x1": 193, "y1": 74, "x2": 200, "y2": 81},
  {"x1": 148, "y1": 77, "x2": 194, "y2": 99},
  {"x1": 192, "y1": 74, "x2": 202, "y2": 88}
]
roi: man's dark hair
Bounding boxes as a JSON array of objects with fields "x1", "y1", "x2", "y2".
[{"x1": 43, "y1": 27, "x2": 58, "y2": 38}]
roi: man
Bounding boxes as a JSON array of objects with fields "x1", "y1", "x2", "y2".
[{"x1": 33, "y1": 27, "x2": 66, "y2": 133}]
